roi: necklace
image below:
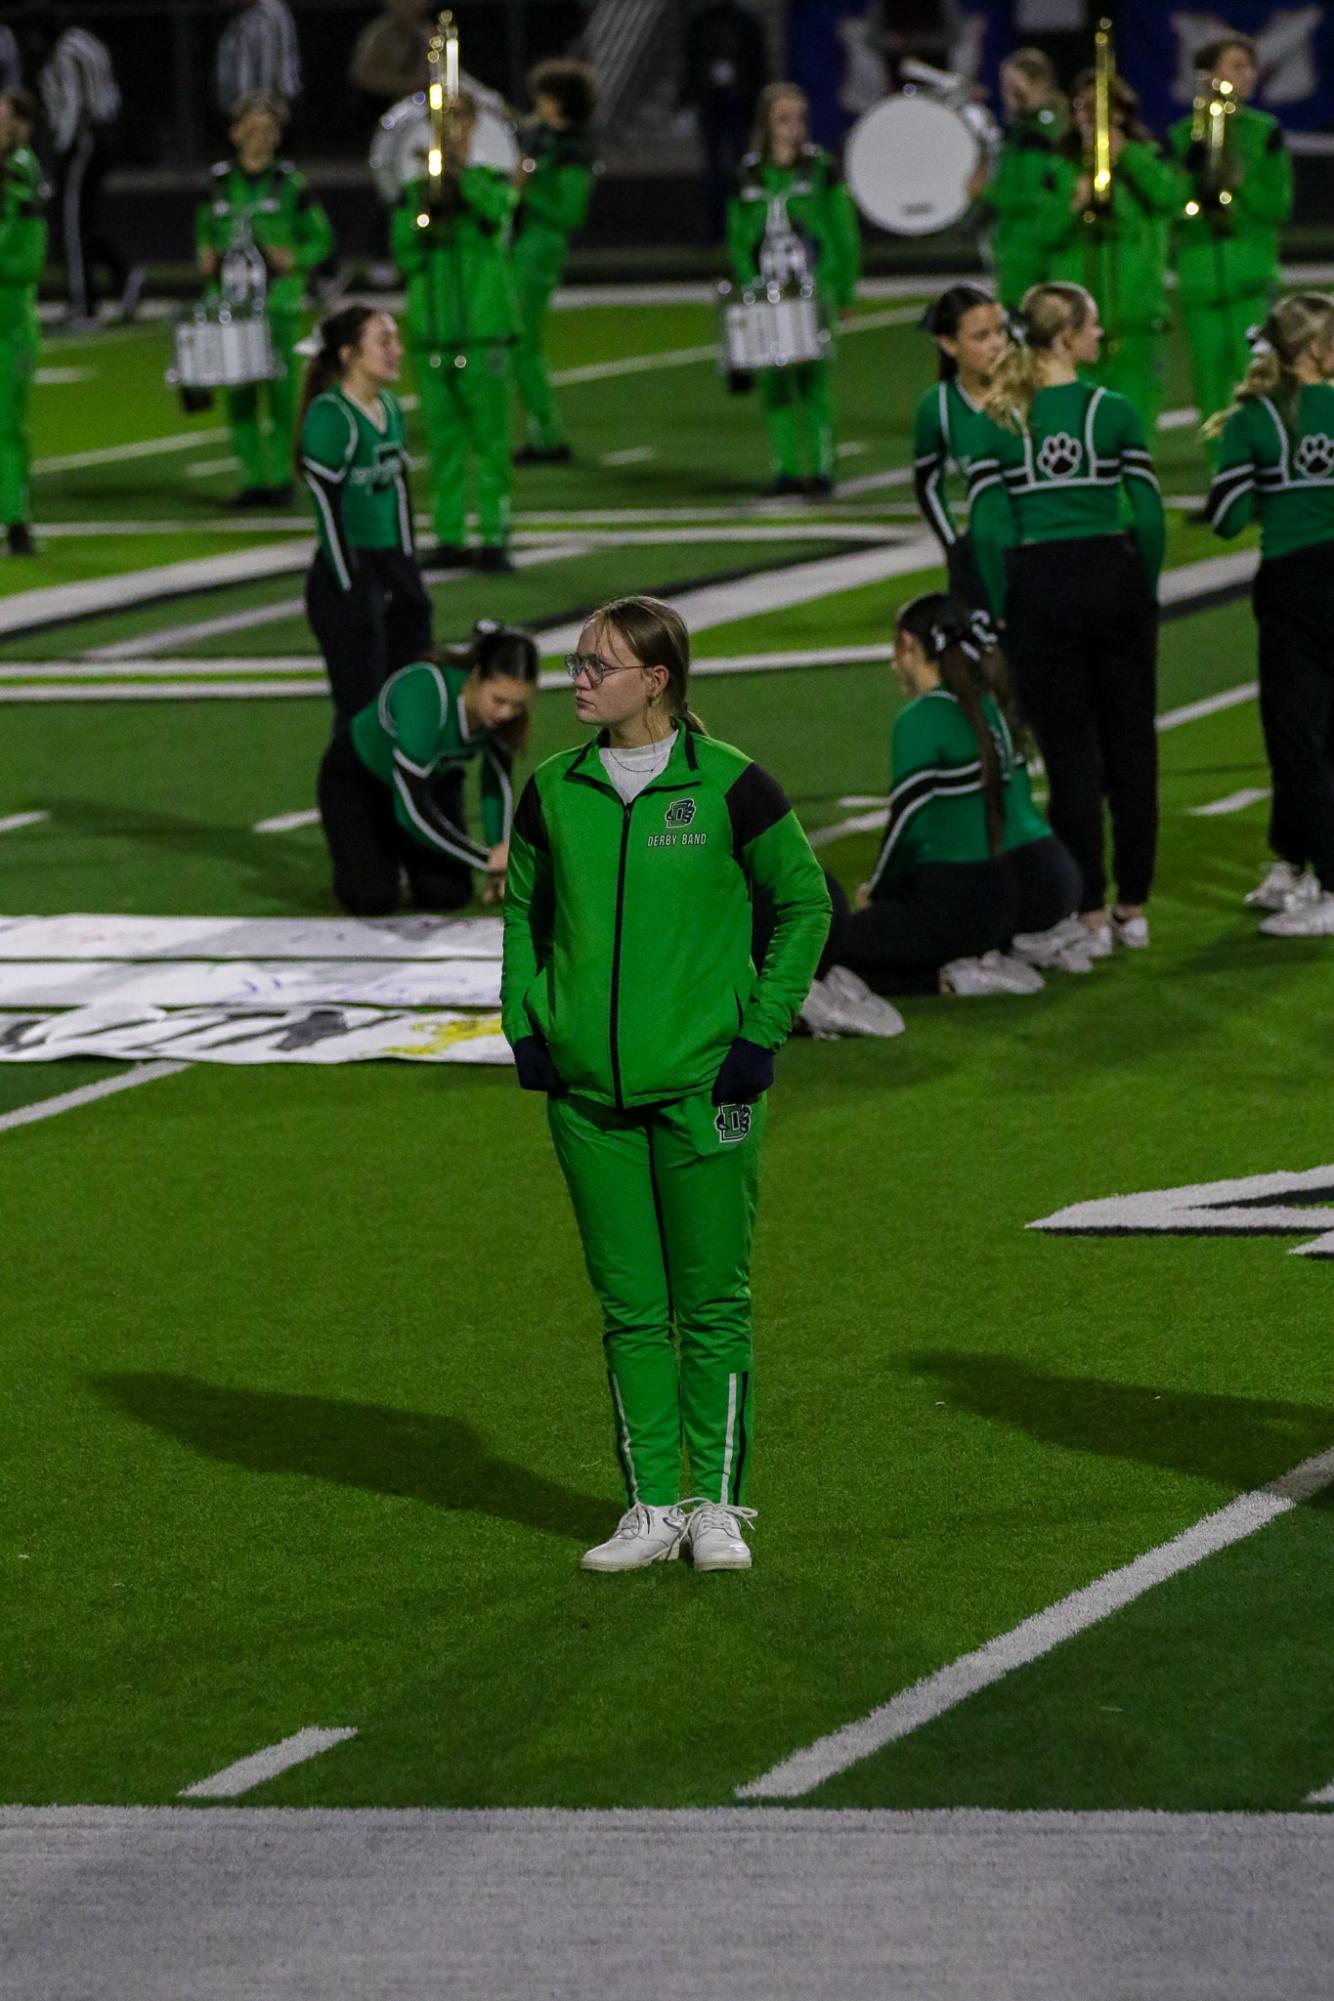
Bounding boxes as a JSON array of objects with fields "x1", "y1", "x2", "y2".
[{"x1": 604, "y1": 729, "x2": 673, "y2": 770}]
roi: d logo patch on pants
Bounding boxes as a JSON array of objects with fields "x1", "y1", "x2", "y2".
[{"x1": 715, "y1": 1103, "x2": 752, "y2": 1146}]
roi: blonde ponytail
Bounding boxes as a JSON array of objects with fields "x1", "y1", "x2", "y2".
[
  {"x1": 981, "y1": 282, "x2": 1096, "y2": 432},
  {"x1": 1202, "y1": 292, "x2": 1334, "y2": 440}
]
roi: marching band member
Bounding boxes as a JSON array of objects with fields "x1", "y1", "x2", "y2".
[
  {"x1": 1036, "y1": 68, "x2": 1179, "y2": 435},
  {"x1": 970, "y1": 48, "x2": 1066, "y2": 310},
  {"x1": 973, "y1": 283, "x2": 1164, "y2": 956},
  {"x1": 726, "y1": 82, "x2": 861, "y2": 497},
  {"x1": 0, "y1": 87, "x2": 45, "y2": 556},
  {"x1": 912, "y1": 283, "x2": 1007, "y2": 611},
  {"x1": 29, "y1": 6, "x2": 136, "y2": 329},
  {"x1": 391, "y1": 88, "x2": 519, "y2": 571},
  {"x1": 297, "y1": 303, "x2": 431, "y2": 725},
  {"x1": 511, "y1": 58, "x2": 598, "y2": 467},
  {"x1": 1205, "y1": 295, "x2": 1334, "y2": 938},
  {"x1": 318, "y1": 620, "x2": 535, "y2": 918},
  {"x1": 196, "y1": 93, "x2": 334, "y2": 509},
  {"x1": 1168, "y1": 32, "x2": 1292, "y2": 453}
]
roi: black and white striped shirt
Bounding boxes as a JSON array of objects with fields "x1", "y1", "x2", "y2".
[
  {"x1": 215, "y1": 0, "x2": 303, "y2": 114},
  {"x1": 39, "y1": 28, "x2": 121, "y2": 155}
]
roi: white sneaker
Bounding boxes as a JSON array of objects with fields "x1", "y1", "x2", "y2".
[
  {"x1": 580, "y1": 1502, "x2": 688, "y2": 1572},
  {"x1": 1082, "y1": 922, "x2": 1114, "y2": 960},
  {"x1": 683, "y1": 1502, "x2": 756, "y2": 1572},
  {"x1": 980, "y1": 949, "x2": 1046, "y2": 994},
  {"x1": 940, "y1": 955, "x2": 1012, "y2": 995},
  {"x1": 1111, "y1": 912, "x2": 1150, "y2": 949},
  {"x1": 1259, "y1": 890, "x2": 1334, "y2": 937},
  {"x1": 801, "y1": 965, "x2": 906, "y2": 1039},
  {"x1": 1010, "y1": 919, "x2": 1078, "y2": 967},
  {"x1": 1246, "y1": 860, "x2": 1301, "y2": 911}
]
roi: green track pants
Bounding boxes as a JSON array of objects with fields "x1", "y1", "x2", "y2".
[
  {"x1": 512, "y1": 261, "x2": 563, "y2": 451},
  {"x1": 548, "y1": 1089, "x2": 765, "y2": 1510},
  {"x1": 1183, "y1": 292, "x2": 1269, "y2": 457},
  {"x1": 1093, "y1": 330, "x2": 1165, "y2": 438},
  {"x1": 413, "y1": 342, "x2": 513, "y2": 547},
  {"x1": 758, "y1": 358, "x2": 836, "y2": 482},
  {"x1": 225, "y1": 311, "x2": 300, "y2": 491},
  {"x1": 0, "y1": 333, "x2": 36, "y2": 525}
]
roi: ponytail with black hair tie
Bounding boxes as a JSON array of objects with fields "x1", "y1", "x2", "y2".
[
  {"x1": 1005, "y1": 310, "x2": 1028, "y2": 348},
  {"x1": 967, "y1": 609, "x2": 998, "y2": 654},
  {"x1": 1246, "y1": 319, "x2": 1276, "y2": 359}
]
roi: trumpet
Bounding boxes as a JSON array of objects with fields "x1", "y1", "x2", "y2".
[
  {"x1": 416, "y1": 10, "x2": 460, "y2": 228},
  {"x1": 1083, "y1": 16, "x2": 1115, "y2": 222},
  {"x1": 1183, "y1": 74, "x2": 1237, "y2": 217}
]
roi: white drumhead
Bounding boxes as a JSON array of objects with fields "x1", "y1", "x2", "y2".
[
  {"x1": 369, "y1": 95, "x2": 519, "y2": 202},
  {"x1": 845, "y1": 94, "x2": 979, "y2": 236}
]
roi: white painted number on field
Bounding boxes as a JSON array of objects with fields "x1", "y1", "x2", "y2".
[{"x1": 1030, "y1": 1166, "x2": 1334, "y2": 1259}]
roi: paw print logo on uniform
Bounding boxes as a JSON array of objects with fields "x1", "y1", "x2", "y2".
[
  {"x1": 1295, "y1": 432, "x2": 1334, "y2": 481},
  {"x1": 1037, "y1": 432, "x2": 1083, "y2": 479}
]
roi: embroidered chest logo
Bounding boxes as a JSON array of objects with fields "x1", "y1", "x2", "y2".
[
  {"x1": 1295, "y1": 432, "x2": 1334, "y2": 480},
  {"x1": 715, "y1": 1104, "x2": 753, "y2": 1146},
  {"x1": 665, "y1": 798, "x2": 696, "y2": 827},
  {"x1": 352, "y1": 443, "x2": 407, "y2": 490},
  {"x1": 1037, "y1": 432, "x2": 1082, "y2": 479}
]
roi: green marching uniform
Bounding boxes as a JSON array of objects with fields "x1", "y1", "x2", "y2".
[
  {"x1": 0, "y1": 143, "x2": 45, "y2": 534},
  {"x1": 195, "y1": 158, "x2": 334, "y2": 494},
  {"x1": 392, "y1": 169, "x2": 518, "y2": 551},
  {"x1": 512, "y1": 124, "x2": 595, "y2": 453},
  {"x1": 726, "y1": 143, "x2": 861, "y2": 485},
  {"x1": 501, "y1": 727, "x2": 829, "y2": 1509},
  {"x1": 1037, "y1": 140, "x2": 1181, "y2": 432},
  {"x1": 1205, "y1": 384, "x2": 1334, "y2": 889},
  {"x1": 299, "y1": 382, "x2": 431, "y2": 722},
  {"x1": 912, "y1": 376, "x2": 1005, "y2": 611},
  {"x1": 1168, "y1": 107, "x2": 1292, "y2": 445},
  {"x1": 318, "y1": 658, "x2": 512, "y2": 914},
  {"x1": 969, "y1": 382, "x2": 1165, "y2": 913},
  {"x1": 976, "y1": 104, "x2": 1065, "y2": 308}
]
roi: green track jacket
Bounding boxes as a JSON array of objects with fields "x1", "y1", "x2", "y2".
[
  {"x1": 1167, "y1": 106, "x2": 1291, "y2": 308},
  {"x1": 392, "y1": 169, "x2": 518, "y2": 350},
  {"x1": 0, "y1": 152, "x2": 46, "y2": 344},
  {"x1": 513, "y1": 124, "x2": 596, "y2": 287},
  {"x1": 195, "y1": 160, "x2": 334, "y2": 318},
  {"x1": 501, "y1": 726, "x2": 831, "y2": 1109},
  {"x1": 977, "y1": 107, "x2": 1066, "y2": 307},
  {"x1": 1037, "y1": 140, "x2": 1180, "y2": 337}
]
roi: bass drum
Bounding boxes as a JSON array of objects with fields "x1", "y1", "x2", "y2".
[
  {"x1": 845, "y1": 93, "x2": 980, "y2": 237},
  {"x1": 370, "y1": 91, "x2": 520, "y2": 203}
]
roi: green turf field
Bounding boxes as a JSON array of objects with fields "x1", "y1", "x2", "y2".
[{"x1": 1, "y1": 291, "x2": 1331, "y2": 1820}]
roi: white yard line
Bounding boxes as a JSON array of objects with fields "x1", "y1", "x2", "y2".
[
  {"x1": 837, "y1": 440, "x2": 869, "y2": 458},
  {"x1": 738, "y1": 1440, "x2": 1334, "y2": 1800},
  {"x1": 254, "y1": 808, "x2": 320, "y2": 833},
  {"x1": 1156, "y1": 683, "x2": 1258, "y2": 731},
  {"x1": 0, "y1": 680, "x2": 326, "y2": 703},
  {"x1": 512, "y1": 523, "x2": 902, "y2": 547},
  {"x1": 0, "y1": 810, "x2": 49, "y2": 833},
  {"x1": 179, "y1": 1727, "x2": 358, "y2": 1801},
  {"x1": 1305, "y1": 1776, "x2": 1334, "y2": 1804},
  {"x1": 0, "y1": 1061, "x2": 185, "y2": 1135},
  {"x1": 547, "y1": 305, "x2": 919, "y2": 390},
  {"x1": 600, "y1": 445, "x2": 657, "y2": 466},
  {"x1": 810, "y1": 810, "x2": 886, "y2": 849},
  {"x1": 184, "y1": 457, "x2": 241, "y2": 479},
  {"x1": 1188, "y1": 787, "x2": 1271, "y2": 817},
  {"x1": 1157, "y1": 406, "x2": 1201, "y2": 431},
  {"x1": 0, "y1": 659, "x2": 322, "y2": 681},
  {"x1": 0, "y1": 540, "x2": 314, "y2": 640},
  {"x1": 33, "y1": 426, "x2": 228, "y2": 475}
]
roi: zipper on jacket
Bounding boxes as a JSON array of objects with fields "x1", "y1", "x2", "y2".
[{"x1": 608, "y1": 800, "x2": 633, "y2": 1109}]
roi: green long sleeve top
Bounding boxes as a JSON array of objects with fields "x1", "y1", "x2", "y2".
[
  {"x1": 513, "y1": 123, "x2": 596, "y2": 284},
  {"x1": 392, "y1": 169, "x2": 519, "y2": 349},
  {"x1": 1037, "y1": 139, "x2": 1182, "y2": 335},
  {"x1": 299, "y1": 386, "x2": 414, "y2": 589},
  {"x1": 349, "y1": 659, "x2": 514, "y2": 865},
  {"x1": 912, "y1": 376, "x2": 1006, "y2": 553},
  {"x1": 1167, "y1": 105, "x2": 1291, "y2": 306},
  {"x1": 195, "y1": 159, "x2": 334, "y2": 318},
  {"x1": 1205, "y1": 383, "x2": 1334, "y2": 559},
  {"x1": 502, "y1": 726, "x2": 831, "y2": 1109},
  {"x1": 868, "y1": 689, "x2": 1032, "y2": 897},
  {"x1": 968, "y1": 380, "x2": 1165, "y2": 620},
  {"x1": 726, "y1": 145, "x2": 861, "y2": 314},
  {"x1": 0, "y1": 152, "x2": 46, "y2": 341},
  {"x1": 976, "y1": 107, "x2": 1065, "y2": 304}
]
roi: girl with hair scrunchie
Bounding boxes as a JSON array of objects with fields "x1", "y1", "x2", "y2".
[{"x1": 912, "y1": 283, "x2": 1009, "y2": 615}]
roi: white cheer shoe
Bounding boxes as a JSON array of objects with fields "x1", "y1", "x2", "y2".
[
  {"x1": 979, "y1": 949, "x2": 1046, "y2": 993},
  {"x1": 580, "y1": 1503, "x2": 689, "y2": 1572},
  {"x1": 801, "y1": 965, "x2": 906, "y2": 1039},
  {"x1": 1247, "y1": 861, "x2": 1318, "y2": 911},
  {"x1": 1111, "y1": 911, "x2": 1150, "y2": 950},
  {"x1": 683, "y1": 1502, "x2": 757, "y2": 1572},
  {"x1": 1259, "y1": 889, "x2": 1334, "y2": 938}
]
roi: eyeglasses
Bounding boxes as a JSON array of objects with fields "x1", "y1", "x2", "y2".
[{"x1": 563, "y1": 652, "x2": 643, "y2": 688}]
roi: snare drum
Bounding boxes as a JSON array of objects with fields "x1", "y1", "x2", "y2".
[
  {"x1": 169, "y1": 304, "x2": 279, "y2": 390},
  {"x1": 718, "y1": 283, "x2": 829, "y2": 373}
]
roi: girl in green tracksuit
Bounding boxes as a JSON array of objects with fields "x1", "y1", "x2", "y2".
[
  {"x1": 1035, "y1": 70, "x2": 1180, "y2": 435},
  {"x1": 511, "y1": 59, "x2": 598, "y2": 465},
  {"x1": 913, "y1": 284, "x2": 1008, "y2": 611},
  {"x1": 726, "y1": 82, "x2": 861, "y2": 496},
  {"x1": 391, "y1": 91, "x2": 519, "y2": 569},
  {"x1": 971, "y1": 47, "x2": 1067, "y2": 309},
  {"x1": 0, "y1": 88, "x2": 46, "y2": 556},
  {"x1": 195, "y1": 94, "x2": 334, "y2": 508},
  {"x1": 501, "y1": 595, "x2": 830, "y2": 1575},
  {"x1": 1204, "y1": 293, "x2": 1334, "y2": 936}
]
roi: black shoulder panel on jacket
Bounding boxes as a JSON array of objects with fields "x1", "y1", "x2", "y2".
[
  {"x1": 1267, "y1": 123, "x2": 1287, "y2": 153},
  {"x1": 514, "y1": 775, "x2": 548, "y2": 851},
  {"x1": 725, "y1": 760, "x2": 790, "y2": 858}
]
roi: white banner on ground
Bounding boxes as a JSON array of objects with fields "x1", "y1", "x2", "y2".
[
  {"x1": 0, "y1": 913, "x2": 504, "y2": 962},
  {"x1": 0, "y1": 1005, "x2": 511, "y2": 1065},
  {"x1": 0, "y1": 959, "x2": 503, "y2": 1009}
]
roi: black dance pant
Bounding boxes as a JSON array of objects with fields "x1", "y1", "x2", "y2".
[
  {"x1": 55, "y1": 125, "x2": 127, "y2": 319},
  {"x1": 820, "y1": 862, "x2": 1016, "y2": 996},
  {"x1": 1005, "y1": 536, "x2": 1159, "y2": 914},
  {"x1": 317, "y1": 731, "x2": 472, "y2": 918},
  {"x1": 305, "y1": 548, "x2": 433, "y2": 727},
  {"x1": 1009, "y1": 834, "x2": 1083, "y2": 935},
  {"x1": 1253, "y1": 542, "x2": 1334, "y2": 891}
]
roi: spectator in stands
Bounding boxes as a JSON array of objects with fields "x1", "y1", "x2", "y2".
[
  {"x1": 681, "y1": 0, "x2": 769, "y2": 244},
  {"x1": 216, "y1": 0, "x2": 302, "y2": 119},
  {"x1": 349, "y1": 0, "x2": 433, "y2": 113},
  {"x1": 0, "y1": 25, "x2": 21, "y2": 94},
  {"x1": 26, "y1": 6, "x2": 138, "y2": 329}
]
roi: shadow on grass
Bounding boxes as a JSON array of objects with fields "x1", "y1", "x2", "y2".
[
  {"x1": 91, "y1": 1371, "x2": 610, "y2": 1542},
  {"x1": 43, "y1": 796, "x2": 328, "y2": 911},
  {"x1": 910, "y1": 1351, "x2": 1334, "y2": 1504}
]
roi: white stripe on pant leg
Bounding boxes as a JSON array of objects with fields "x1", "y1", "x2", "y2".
[
  {"x1": 609, "y1": 1372, "x2": 639, "y2": 1505},
  {"x1": 719, "y1": 1373, "x2": 738, "y2": 1505}
]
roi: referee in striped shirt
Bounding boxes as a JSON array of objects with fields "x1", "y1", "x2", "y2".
[{"x1": 28, "y1": 8, "x2": 137, "y2": 328}]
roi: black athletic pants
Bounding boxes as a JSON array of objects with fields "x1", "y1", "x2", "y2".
[
  {"x1": 1005, "y1": 536, "x2": 1159, "y2": 915},
  {"x1": 317, "y1": 730, "x2": 472, "y2": 917},
  {"x1": 305, "y1": 548, "x2": 433, "y2": 727},
  {"x1": 820, "y1": 862, "x2": 1016, "y2": 995},
  {"x1": 1253, "y1": 542, "x2": 1334, "y2": 891},
  {"x1": 945, "y1": 532, "x2": 989, "y2": 618},
  {"x1": 1009, "y1": 834, "x2": 1083, "y2": 935},
  {"x1": 55, "y1": 125, "x2": 127, "y2": 320}
]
